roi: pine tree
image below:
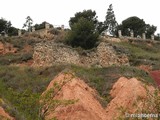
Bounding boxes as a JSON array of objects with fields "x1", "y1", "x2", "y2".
[
  {"x1": 104, "y1": 4, "x2": 118, "y2": 36},
  {"x1": 67, "y1": 10, "x2": 99, "y2": 49}
]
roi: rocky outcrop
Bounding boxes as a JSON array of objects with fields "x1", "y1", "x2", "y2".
[
  {"x1": 33, "y1": 41, "x2": 129, "y2": 67},
  {"x1": 33, "y1": 42, "x2": 80, "y2": 66},
  {"x1": 40, "y1": 72, "x2": 107, "y2": 120},
  {"x1": 30, "y1": 28, "x2": 54, "y2": 40}
]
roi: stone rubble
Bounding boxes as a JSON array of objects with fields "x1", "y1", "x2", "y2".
[{"x1": 33, "y1": 41, "x2": 129, "y2": 67}]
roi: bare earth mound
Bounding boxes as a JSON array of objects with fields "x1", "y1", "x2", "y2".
[
  {"x1": 106, "y1": 77, "x2": 155, "y2": 119},
  {"x1": 0, "y1": 106, "x2": 14, "y2": 120},
  {"x1": 41, "y1": 73, "x2": 157, "y2": 120},
  {"x1": 41, "y1": 72, "x2": 107, "y2": 120}
]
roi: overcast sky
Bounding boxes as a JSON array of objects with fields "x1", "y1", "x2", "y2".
[{"x1": 0, "y1": 0, "x2": 159, "y2": 34}]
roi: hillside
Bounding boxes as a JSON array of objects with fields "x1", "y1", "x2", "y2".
[{"x1": 0, "y1": 33, "x2": 160, "y2": 119}]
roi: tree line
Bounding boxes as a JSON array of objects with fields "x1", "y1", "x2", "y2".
[
  {"x1": 0, "y1": 18, "x2": 18, "y2": 36},
  {"x1": 0, "y1": 16, "x2": 53, "y2": 36},
  {"x1": 0, "y1": 4, "x2": 159, "y2": 49},
  {"x1": 66, "y1": 4, "x2": 158, "y2": 49}
]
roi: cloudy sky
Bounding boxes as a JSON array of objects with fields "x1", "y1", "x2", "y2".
[{"x1": 0, "y1": 0, "x2": 159, "y2": 33}]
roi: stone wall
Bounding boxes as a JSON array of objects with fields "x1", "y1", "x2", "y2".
[
  {"x1": 33, "y1": 42, "x2": 79, "y2": 66},
  {"x1": 118, "y1": 30, "x2": 155, "y2": 40},
  {"x1": 24, "y1": 28, "x2": 54, "y2": 39},
  {"x1": 32, "y1": 29, "x2": 48, "y2": 37},
  {"x1": 33, "y1": 41, "x2": 129, "y2": 67}
]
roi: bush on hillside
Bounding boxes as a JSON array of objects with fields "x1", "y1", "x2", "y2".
[
  {"x1": 66, "y1": 10, "x2": 100, "y2": 50},
  {"x1": 66, "y1": 18, "x2": 99, "y2": 49}
]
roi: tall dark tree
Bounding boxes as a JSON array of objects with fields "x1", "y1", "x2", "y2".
[
  {"x1": 118, "y1": 16, "x2": 157, "y2": 38},
  {"x1": 0, "y1": 18, "x2": 18, "y2": 36},
  {"x1": 66, "y1": 10, "x2": 99, "y2": 49},
  {"x1": 104, "y1": 4, "x2": 118, "y2": 35},
  {"x1": 23, "y1": 16, "x2": 33, "y2": 32},
  {"x1": 155, "y1": 33, "x2": 160, "y2": 40},
  {"x1": 69, "y1": 10, "x2": 98, "y2": 27},
  {"x1": 5, "y1": 21, "x2": 12, "y2": 34},
  {"x1": 8, "y1": 27, "x2": 18, "y2": 36},
  {"x1": 145, "y1": 24, "x2": 157, "y2": 38},
  {"x1": 0, "y1": 18, "x2": 8, "y2": 33},
  {"x1": 69, "y1": 9, "x2": 106, "y2": 34},
  {"x1": 96, "y1": 22, "x2": 107, "y2": 34},
  {"x1": 120, "y1": 16, "x2": 146, "y2": 37}
]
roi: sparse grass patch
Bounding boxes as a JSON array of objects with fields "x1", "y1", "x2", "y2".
[
  {"x1": 67, "y1": 65, "x2": 155, "y2": 107},
  {"x1": 114, "y1": 41, "x2": 160, "y2": 69},
  {"x1": 40, "y1": 84, "x2": 79, "y2": 119},
  {"x1": 0, "y1": 65, "x2": 65, "y2": 120},
  {"x1": 0, "y1": 63, "x2": 156, "y2": 119},
  {"x1": 0, "y1": 53, "x2": 33, "y2": 65}
]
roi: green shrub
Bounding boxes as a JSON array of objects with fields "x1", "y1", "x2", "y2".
[
  {"x1": 0, "y1": 65, "x2": 65, "y2": 120},
  {"x1": 114, "y1": 41, "x2": 160, "y2": 69},
  {"x1": 66, "y1": 13, "x2": 99, "y2": 49},
  {"x1": 0, "y1": 53, "x2": 33, "y2": 65},
  {"x1": 21, "y1": 53, "x2": 33, "y2": 62},
  {"x1": 0, "y1": 54, "x2": 21, "y2": 65},
  {"x1": 66, "y1": 10, "x2": 99, "y2": 49}
]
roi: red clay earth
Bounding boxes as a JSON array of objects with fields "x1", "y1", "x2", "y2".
[
  {"x1": 150, "y1": 70, "x2": 160, "y2": 86},
  {"x1": 0, "y1": 106, "x2": 15, "y2": 120},
  {"x1": 138, "y1": 65, "x2": 160, "y2": 87},
  {"x1": 41, "y1": 73, "x2": 155, "y2": 120},
  {"x1": 41, "y1": 73, "x2": 107, "y2": 120}
]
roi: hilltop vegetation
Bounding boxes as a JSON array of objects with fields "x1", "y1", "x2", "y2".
[
  {"x1": 0, "y1": 4, "x2": 160, "y2": 120},
  {"x1": 0, "y1": 15, "x2": 160, "y2": 119},
  {"x1": 113, "y1": 39, "x2": 160, "y2": 70},
  {"x1": 0, "y1": 31, "x2": 160, "y2": 120}
]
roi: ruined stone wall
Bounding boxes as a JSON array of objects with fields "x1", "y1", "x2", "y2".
[
  {"x1": 32, "y1": 29, "x2": 48, "y2": 37},
  {"x1": 21, "y1": 28, "x2": 54, "y2": 40},
  {"x1": 33, "y1": 41, "x2": 129, "y2": 67},
  {"x1": 33, "y1": 42, "x2": 80, "y2": 66},
  {"x1": 31, "y1": 28, "x2": 54, "y2": 39}
]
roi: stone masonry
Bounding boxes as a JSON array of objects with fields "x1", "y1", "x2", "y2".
[{"x1": 33, "y1": 41, "x2": 129, "y2": 67}]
